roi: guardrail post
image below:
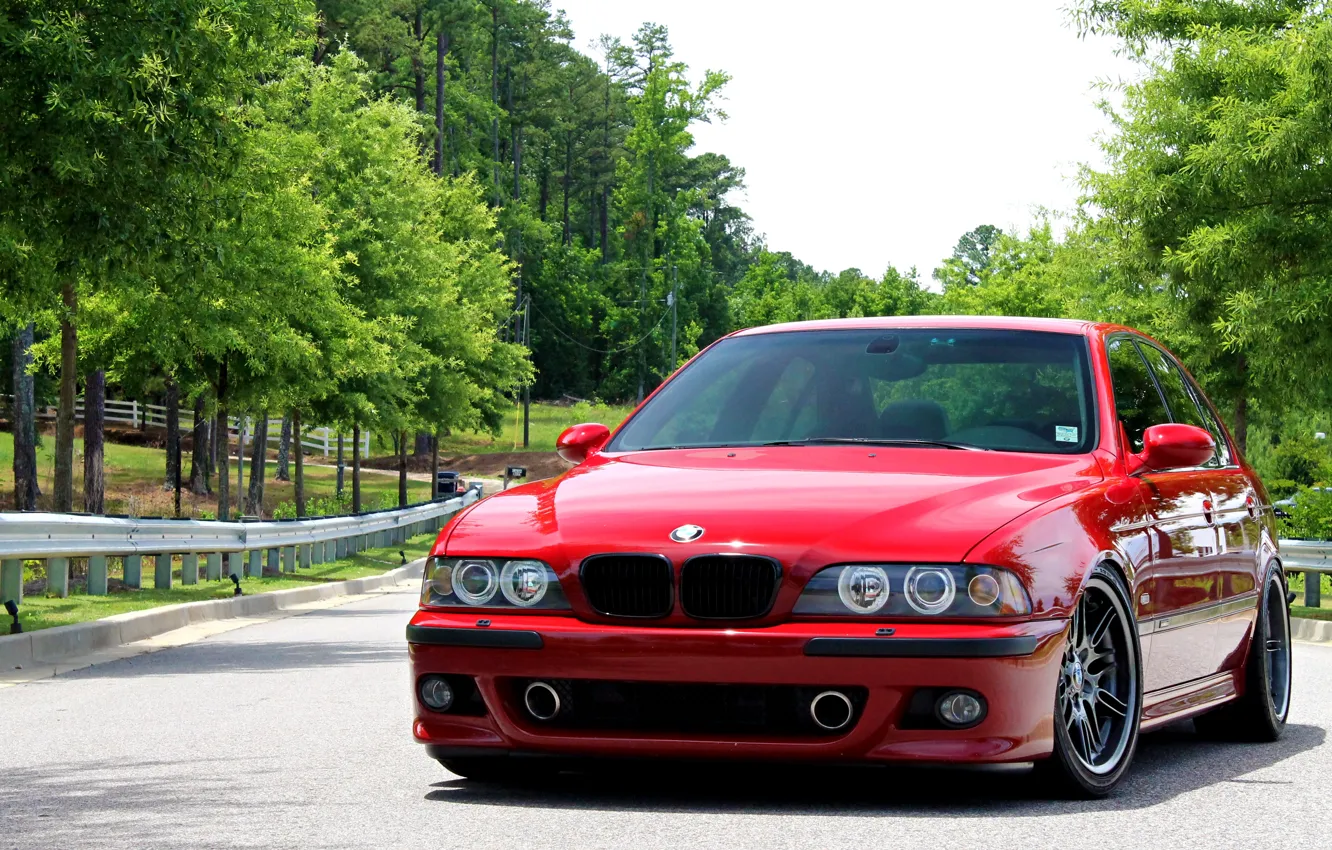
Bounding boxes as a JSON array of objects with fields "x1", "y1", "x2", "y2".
[
  {"x1": 87, "y1": 555, "x2": 108, "y2": 595},
  {"x1": 182, "y1": 553, "x2": 199, "y2": 585},
  {"x1": 1304, "y1": 569, "x2": 1321, "y2": 608},
  {"x1": 282, "y1": 547, "x2": 295, "y2": 573},
  {"x1": 311, "y1": 541, "x2": 324, "y2": 565},
  {"x1": 336, "y1": 537, "x2": 348, "y2": 559},
  {"x1": 206, "y1": 552, "x2": 222, "y2": 581},
  {"x1": 1, "y1": 559, "x2": 22, "y2": 604},
  {"x1": 248, "y1": 549, "x2": 262, "y2": 579},
  {"x1": 266, "y1": 548, "x2": 279, "y2": 576},
  {"x1": 325, "y1": 539, "x2": 337, "y2": 562},
  {"x1": 124, "y1": 554, "x2": 143, "y2": 589},
  {"x1": 47, "y1": 557, "x2": 70, "y2": 598},
  {"x1": 155, "y1": 553, "x2": 172, "y2": 590},
  {"x1": 226, "y1": 551, "x2": 243, "y2": 580},
  {"x1": 300, "y1": 544, "x2": 312, "y2": 569}
]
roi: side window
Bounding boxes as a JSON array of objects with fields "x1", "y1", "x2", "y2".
[
  {"x1": 1136, "y1": 343, "x2": 1225, "y2": 467},
  {"x1": 1106, "y1": 337, "x2": 1170, "y2": 453},
  {"x1": 1180, "y1": 371, "x2": 1233, "y2": 466}
]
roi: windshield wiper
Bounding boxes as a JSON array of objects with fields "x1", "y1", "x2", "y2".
[{"x1": 761, "y1": 437, "x2": 989, "y2": 451}]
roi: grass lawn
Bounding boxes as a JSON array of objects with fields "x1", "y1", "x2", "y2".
[
  {"x1": 431, "y1": 400, "x2": 635, "y2": 455},
  {"x1": 0, "y1": 430, "x2": 430, "y2": 516},
  {"x1": 11, "y1": 533, "x2": 438, "y2": 633}
]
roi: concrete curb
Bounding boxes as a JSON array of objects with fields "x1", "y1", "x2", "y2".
[
  {"x1": 1293, "y1": 616, "x2": 1332, "y2": 644},
  {"x1": 0, "y1": 559, "x2": 425, "y2": 672}
]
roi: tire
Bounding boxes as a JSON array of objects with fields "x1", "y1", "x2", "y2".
[
  {"x1": 1033, "y1": 563, "x2": 1144, "y2": 798},
  {"x1": 1194, "y1": 566, "x2": 1291, "y2": 742},
  {"x1": 438, "y1": 757, "x2": 558, "y2": 783}
]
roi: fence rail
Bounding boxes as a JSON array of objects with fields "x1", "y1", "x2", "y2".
[
  {"x1": 1280, "y1": 539, "x2": 1332, "y2": 607},
  {"x1": 8, "y1": 394, "x2": 371, "y2": 457},
  {"x1": 0, "y1": 493, "x2": 475, "y2": 603}
]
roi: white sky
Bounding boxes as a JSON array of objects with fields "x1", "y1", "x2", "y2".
[{"x1": 553, "y1": 0, "x2": 1140, "y2": 281}]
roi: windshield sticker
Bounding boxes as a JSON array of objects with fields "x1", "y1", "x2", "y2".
[{"x1": 1055, "y1": 425, "x2": 1079, "y2": 443}]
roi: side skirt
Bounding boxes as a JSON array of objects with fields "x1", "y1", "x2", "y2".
[{"x1": 1139, "y1": 669, "x2": 1242, "y2": 732}]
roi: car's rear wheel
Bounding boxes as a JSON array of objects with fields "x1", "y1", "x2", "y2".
[
  {"x1": 1194, "y1": 566, "x2": 1290, "y2": 741},
  {"x1": 1034, "y1": 563, "x2": 1142, "y2": 798}
]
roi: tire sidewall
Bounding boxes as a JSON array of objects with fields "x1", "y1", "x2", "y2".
[
  {"x1": 1048, "y1": 563, "x2": 1144, "y2": 796},
  {"x1": 1251, "y1": 565, "x2": 1291, "y2": 732}
]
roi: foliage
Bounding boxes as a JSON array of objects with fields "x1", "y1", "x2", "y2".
[{"x1": 1279, "y1": 488, "x2": 1332, "y2": 540}]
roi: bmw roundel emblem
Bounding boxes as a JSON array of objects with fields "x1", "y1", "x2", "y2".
[{"x1": 670, "y1": 524, "x2": 705, "y2": 543}]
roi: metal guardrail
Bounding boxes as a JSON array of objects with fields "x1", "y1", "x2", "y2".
[
  {"x1": 0, "y1": 492, "x2": 478, "y2": 603},
  {"x1": 1279, "y1": 538, "x2": 1332, "y2": 607}
]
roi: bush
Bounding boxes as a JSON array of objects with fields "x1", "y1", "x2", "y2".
[{"x1": 1279, "y1": 487, "x2": 1332, "y2": 541}]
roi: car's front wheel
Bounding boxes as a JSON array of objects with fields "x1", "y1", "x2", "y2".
[{"x1": 1035, "y1": 563, "x2": 1143, "y2": 798}]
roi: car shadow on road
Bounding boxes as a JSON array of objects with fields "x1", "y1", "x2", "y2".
[{"x1": 424, "y1": 721, "x2": 1325, "y2": 815}]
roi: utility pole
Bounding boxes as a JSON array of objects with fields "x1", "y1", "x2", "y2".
[
  {"x1": 669, "y1": 265, "x2": 678, "y2": 375},
  {"x1": 522, "y1": 296, "x2": 531, "y2": 448}
]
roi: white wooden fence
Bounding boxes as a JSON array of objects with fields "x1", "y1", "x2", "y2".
[{"x1": 11, "y1": 396, "x2": 370, "y2": 457}]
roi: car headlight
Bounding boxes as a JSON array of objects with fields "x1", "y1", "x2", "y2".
[
  {"x1": 794, "y1": 564, "x2": 1030, "y2": 617},
  {"x1": 421, "y1": 557, "x2": 570, "y2": 610}
]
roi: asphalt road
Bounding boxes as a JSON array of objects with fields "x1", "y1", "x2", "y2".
[{"x1": 2, "y1": 589, "x2": 1329, "y2": 850}]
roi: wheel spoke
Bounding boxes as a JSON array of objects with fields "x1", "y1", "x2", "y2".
[
  {"x1": 1096, "y1": 688, "x2": 1128, "y2": 718},
  {"x1": 1090, "y1": 607, "x2": 1115, "y2": 647},
  {"x1": 1081, "y1": 711, "x2": 1104, "y2": 755}
]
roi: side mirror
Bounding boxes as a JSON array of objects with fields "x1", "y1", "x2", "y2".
[
  {"x1": 556, "y1": 423, "x2": 611, "y2": 465},
  {"x1": 1134, "y1": 423, "x2": 1215, "y2": 473}
]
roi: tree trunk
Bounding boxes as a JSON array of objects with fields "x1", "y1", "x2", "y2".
[
  {"x1": 11, "y1": 323, "x2": 39, "y2": 510},
  {"x1": 276, "y1": 414, "x2": 291, "y2": 481},
  {"x1": 247, "y1": 412, "x2": 269, "y2": 517},
  {"x1": 54, "y1": 280, "x2": 78, "y2": 512},
  {"x1": 293, "y1": 409, "x2": 306, "y2": 517},
  {"x1": 164, "y1": 378, "x2": 180, "y2": 490},
  {"x1": 431, "y1": 431, "x2": 440, "y2": 500},
  {"x1": 336, "y1": 432, "x2": 345, "y2": 495},
  {"x1": 563, "y1": 130, "x2": 573, "y2": 245},
  {"x1": 216, "y1": 361, "x2": 230, "y2": 520},
  {"x1": 83, "y1": 369, "x2": 105, "y2": 514},
  {"x1": 190, "y1": 393, "x2": 211, "y2": 495},
  {"x1": 399, "y1": 430, "x2": 409, "y2": 508},
  {"x1": 236, "y1": 418, "x2": 246, "y2": 510},
  {"x1": 490, "y1": 2, "x2": 500, "y2": 203},
  {"x1": 435, "y1": 29, "x2": 449, "y2": 176},
  {"x1": 413, "y1": 7, "x2": 426, "y2": 114},
  {"x1": 352, "y1": 424, "x2": 362, "y2": 513}
]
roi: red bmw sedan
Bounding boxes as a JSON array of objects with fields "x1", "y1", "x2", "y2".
[{"x1": 407, "y1": 316, "x2": 1292, "y2": 797}]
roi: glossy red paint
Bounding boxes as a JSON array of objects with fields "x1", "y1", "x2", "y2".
[
  {"x1": 554, "y1": 422, "x2": 610, "y2": 465},
  {"x1": 408, "y1": 317, "x2": 1279, "y2": 769},
  {"x1": 1136, "y1": 423, "x2": 1216, "y2": 473}
]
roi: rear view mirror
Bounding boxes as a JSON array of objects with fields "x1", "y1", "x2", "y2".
[
  {"x1": 1134, "y1": 423, "x2": 1215, "y2": 472},
  {"x1": 556, "y1": 423, "x2": 611, "y2": 465}
]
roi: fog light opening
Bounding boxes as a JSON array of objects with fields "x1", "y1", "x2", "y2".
[
  {"x1": 524, "y1": 681, "x2": 562, "y2": 721},
  {"x1": 810, "y1": 690, "x2": 854, "y2": 731},
  {"x1": 935, "y1": 690, "x2": 986, "y2": 728},
  {"x1": 419, "y1": 676, "x2": 455, "y2": 712}
]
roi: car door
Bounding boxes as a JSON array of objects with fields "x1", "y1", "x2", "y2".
[
  {"x1": 1105, "y1": 336, "x2": 1220, "y2": 692},
  {"x1": 1133, "y1": 341, "x2": 1235, "y2": 688},
  {"x1": 1169, "y1": 355, "x2": 1262, "y2": 671}
]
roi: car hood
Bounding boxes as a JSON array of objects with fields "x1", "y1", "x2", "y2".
[{"x1": 444, "y1": 447, "x2": 1102, "y2": 567}]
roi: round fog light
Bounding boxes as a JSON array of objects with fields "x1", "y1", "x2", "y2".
[
  {"x1": 420, "y1": 676, "x2": 455, "y2": 712},
  {"x1": 936, "y1": 691, "x2": 985, "y2": 728}
]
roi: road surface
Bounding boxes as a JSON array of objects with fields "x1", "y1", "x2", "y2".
[{"x1": 2, "y1": 589, "x2": 1328, "y2": 850}]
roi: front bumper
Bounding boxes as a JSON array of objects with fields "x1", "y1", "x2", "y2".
[{"x1": 407, "y1": 611, "x2": 1068, "y2": 764}]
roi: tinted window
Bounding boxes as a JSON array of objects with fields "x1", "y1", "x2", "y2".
[
  {"x1": 610, "y1": 329, "x2": 1096, "y2": 454},
  {"x1": 1106, "y1": 337, "x2": 1169, "y2": 453},
  {"x1": 1138, "y1": 343, "x2": 1228, "y2": 467}
]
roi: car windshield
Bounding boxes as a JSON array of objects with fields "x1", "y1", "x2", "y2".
[{"x1": 608, "y1": 328, "x2": 1097, "y2": 454}]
